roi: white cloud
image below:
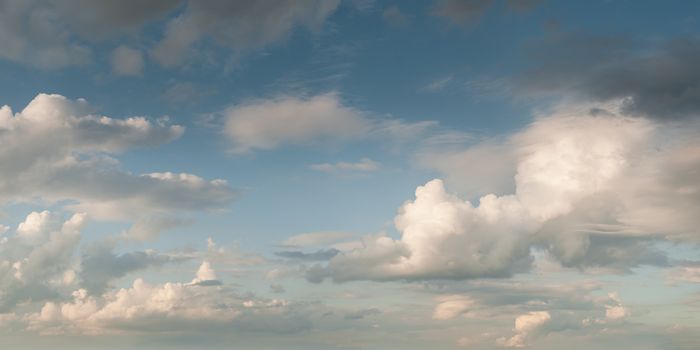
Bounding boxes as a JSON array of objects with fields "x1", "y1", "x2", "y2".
[
  {"x1": 418, "y1": 141, "x2": 516, "y2": 196},
  {"x1": 282, "y1": 231, "x2": 354, "y2": 248},
  {"x1": 223, "y1": 93, "x2": 370, "y2": 153},
  {"x1": 310, "y1": 158, "x2": 380, "y2": 173},
  {"x1": 432, "y1": 295, "x2": 475, "y2": 320},
  {"x1": 0, "y1": 94, "x2": 234, "y2": 223},
  {"x1": 223, "y1": 92, "x2": 443, "y2": 154},
  {"x1": 193, "y1": 261, "x2": 218, "y2": 283},
  {"x1": 110, "y1": 45, "x2": 144, "y2": 76},
  {"x1": 26, "y1": 261, "x2": 307, "y2": 335},
  {"x1": 500, "y1": 311, "x2": 551, "y2": 348},
  {"x1": 309, "y1": 100, "x2": 697, "y2": 282},
  {"x1": 0, "y1": 211, "x2": 85, "y2": 311}
]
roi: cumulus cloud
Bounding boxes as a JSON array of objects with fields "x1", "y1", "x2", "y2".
[
  {"x1": 0, "y1": 211, "x2": 85, "y2": 311},
  {"x1": 26, "y1": 261, "x2": 309, "y2": 335},
  {"x1": 310, "y1": 100, "x2": 699, "y2": 282},
  {"x1": 499, "y1": 311, "x2": 551, "y2": 347},
  {"x1": 109, "y1": 45, "x2": 144, "y2": 76},
  {"x1": 0, "y1": 93, "x2": 234, "y2": 223},
  {"x1": 151, "y1": 0, "x2": 340, "y2": 67}
]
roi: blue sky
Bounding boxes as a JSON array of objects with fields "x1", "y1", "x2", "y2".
[{"x1": 0, "y1": 1, "x2": 699, "y2": 349}]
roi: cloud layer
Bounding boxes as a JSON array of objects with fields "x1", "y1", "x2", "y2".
[{"x1": 308, "y1": 101, "x2": 699, "y2": 282}]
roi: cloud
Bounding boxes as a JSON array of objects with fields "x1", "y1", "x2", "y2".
[
  {"x1": 223, "y1": 93, "x2": 369, "y2": 153},
  {"x1": 109, "y1": 45, "x2": 144, "y2": 76},
  {"x1": 499, "y1": 311, "x2": 551, "y2": 347},
  {"x1": 26, "y1": 261, "x2": 310, "y2": 335},
  {"x1": 0, "y1": 1, "x2": 336, "y2": 70},
  {"x1": 310, "y1": 158, "x2": 380, "y2": 174},
  {"x1": 418, "y1": 141, "x2": 516, "y2": 196},
  {"x1": 0, "y1": 211, "x2": 85, "y2": 312},
  {"x1": 343, "y1": 308, "x2": 381, "y2": 320},
  {"x1": 50, "y1": 0, "x2": 181, "y2": 40},
  {"x1": 79, "y1": 240, "x2": 187, "y2": 294},
  {"x1": 0, "y1": 93, "x2": 234, "y2": 223},
  {"x1": 275, "y1": 249, "x2": 340, "y2": 261},
  {"x1": 432, "y1": 295, "x2": 475, "y2": 320},
  {"x1": 310, "y1": 100, "x2": 700, "y2": 282},
  {"x1": 151, "y1": 0, "x2": 340, "y2": 67},
  {"x1": 223, "y1": 92, "x2": 441, "y2": 153},
  {"x1": 0, "y1": 0, "x2": 91, "y2": 68},
  {"x1": 281, "y1": 231, "x2": 354, "y2": 248},
  {"x1": 519, "y1": 35, "x2": 700, "y2": 120},
  {"x1": 0, "y1": 0, "x2": 179, "y2": 69}
]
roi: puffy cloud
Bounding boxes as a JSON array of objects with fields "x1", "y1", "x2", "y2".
[
  {"x1": 151, "y1": 0, "x2": 340, "y2": 67},
  {"x1": 109, "y1": 45, "x2": 144, "y2": 76},
  {"x1": 0, "y1": 211, "x2": 85, "y2": 311},
  {"x1": 310, "y1": 158, "x2": 380, "y2": 174},
  {"x1": 499, "y1": 311, "x2": 551, "y2": 348},
  {"x1": 27, "y1": 262, "x2": 309, "y2": 335},
  {"x1": 0, "y1": 94, "x2": 234, "y2": 223},
  {"x1": 310, "y1": 101, "x2": 699, "y2": 282}
]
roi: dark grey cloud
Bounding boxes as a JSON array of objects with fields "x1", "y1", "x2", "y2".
[
  {"x1": 519, "y1": 35, "x2": 700, "y2": 120},
  {"x1": 550, "y1": 234, "x2": 669, "y2": 272},
  {"x1": 0, "y1": 0, "x2": 338, "y2": 69},
  {"x1": 275, "y1": 248, "x2": 340, "y2": 261},
  {"x1": 0, "y1": 0, "x2": 180, "y2": 69},
  {"x1": 52, "y1": 0, "x2": 182, "y2": 40},
  {"x1": 151, "y1": 0, "x2": 341, "y2": 67}
]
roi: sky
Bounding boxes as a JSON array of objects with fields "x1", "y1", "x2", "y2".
[{"x1": 0, "y1": 0, "x2": 699, "y2": 349}]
